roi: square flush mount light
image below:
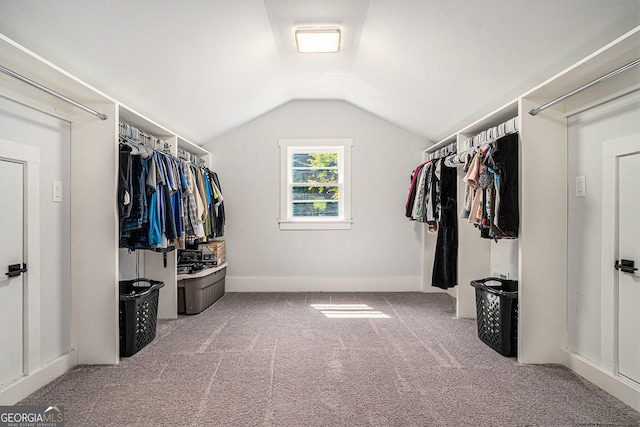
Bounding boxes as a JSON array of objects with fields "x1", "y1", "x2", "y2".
[{"x1": 295, "y1": 27, "x2": 341, "y2": 53}]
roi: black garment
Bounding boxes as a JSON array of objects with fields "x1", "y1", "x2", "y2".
[
  {"x1": 427, "y1": 162, "x2": 439, "y2": 227},
  {"x1": 118, "y1": 144, "x2": 133, "y2": 238},
  {"x1": 432, "y1": 160, "x2": 458, "y2": 289},
  {"x1": 122, "y1": 155, "x2": 147, "y2": 234},
  {"x1": 161, "y1": 184, "x2": 178, "y2": 240},
  {"x1": 210, "y1": 171, "x2": 225, "y2": 237},
  {"x1": 491, "y1": 133, "x2": 519, "y2": 237}
]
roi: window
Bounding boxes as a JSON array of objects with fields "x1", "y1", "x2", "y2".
[{"x1": 279, "y1": 138, "x2": 353, "y2": 230}]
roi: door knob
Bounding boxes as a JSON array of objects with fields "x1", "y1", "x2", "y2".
[
  {"x1": 615, "y1": 259, "x2": 638, "y2": 274},
  {"x1": 5, "y1": 263, "x2": 28, "y2": 278}
]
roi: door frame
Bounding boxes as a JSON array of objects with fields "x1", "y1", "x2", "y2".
[
  {"x1": 0, "y1": 138, "x2": 40, "y2": 378},
  {"x1": 601, "y1": 133, "x2": 640, "y2": 380}
]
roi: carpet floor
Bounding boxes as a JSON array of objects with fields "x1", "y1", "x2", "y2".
[{"x1": 20, "y1": 292, "x2": 640, "y2": 426}]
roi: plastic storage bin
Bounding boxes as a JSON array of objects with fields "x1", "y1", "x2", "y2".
[
  {"x1": 470, "y1": 277, "x2": 518, "y2": 357},
  {"x1": 178, "y1": 267, "x2": 226, "y2": 315},
  {"x1": 119, "y1": 278, "x2": 164, "y2": 357}
]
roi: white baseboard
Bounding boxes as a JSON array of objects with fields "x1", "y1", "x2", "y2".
[
  {"x1": 0, "y1": 350, "x2": 77, "y2": 405},
  {"x1": 565, "y1": 349, "x2": 640, "y2": 412},
  {"x1": 226, "y1": 276, "x2": 424, "y2": 292}
]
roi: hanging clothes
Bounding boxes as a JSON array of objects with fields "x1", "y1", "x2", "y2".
[
  {"x1": 187, "y1": 164, "x2": 206, "y2": 239},
  {"x1": 405, "y1": 162, "x2": 427, "y2": 218},
  {"x1": 118, "y1": 144, "x2": 133, "y2": 238},
  {"x1": 406, "y1": 157, "x2": 458, "y2": 288},
  {"x1": 122, "y1": 153, "x2": 147, "y2": 235},
  {"x1": 117, "y1": 127, "x2": 226, "y2": 251},
  {"x1": 210, "y1": 171, "x2": 225, "y2": 237},
  {"x1": 431, "y1": 159, "x2": 458, "y2": 289},
  {"x1": 406, "y1": 160, "x2": 439, "y2": 227},
  {"x1": 404, "y1": 117, "x2": 518, "y2": 288},
  {"x1": 426, "y1": 161, "x2": 440, "y2": 230},
  {"x1": 454, "y1": 118, "x2": 519, "y2": 240},
  {"x1": 490, "y1": 132, "x2": 518, "y2": 237},
  {"x1": 180, "y1": 160, "x2": 198, "y2": 237},
  {"x1": 460, "y1": 133, "x2": 519, "y2": 240},
  {"x1": 413, "y1": 162, "x2": 431, "y2": 222},
  {"x1": 145, "y1": 152, "x2": 164, "y2": 246}
]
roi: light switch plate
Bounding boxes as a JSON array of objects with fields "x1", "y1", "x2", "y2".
[
  {"x1": 53, "y1": 181, "x2": 63, "y2": 202},
  {"x1": 576, "y1": 176, "x2": 586, "y2": 198}
]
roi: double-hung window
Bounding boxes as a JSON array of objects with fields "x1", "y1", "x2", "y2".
[{"x1": 279, "y1": 138, "x2": 353, "y2": 230}]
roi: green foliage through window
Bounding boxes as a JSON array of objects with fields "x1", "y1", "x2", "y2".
[{"x1": 291, "y1": 152, "x2": 340, "y2": 217}]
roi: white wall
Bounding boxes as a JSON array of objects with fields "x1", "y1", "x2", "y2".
[
  {"x1": 205, "y1": 100, "x2": 428, "y2": 291},
  {"x1": 490, "y1": 239, "x2": 518, "y2": 279},
  {"x1": 0, "y1": 96, "x2": 71, "y2": 364},
  {"x1": 567, "y1": 89, "x2": 640, "y2": 364}
]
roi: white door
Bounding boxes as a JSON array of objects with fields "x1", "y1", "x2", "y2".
[
  {"x1": 617, "y1": 144, "x2": 640, "y2": 384},
  {"x1": 0, "y1": 158, "x2": 25, "y2": 387}
]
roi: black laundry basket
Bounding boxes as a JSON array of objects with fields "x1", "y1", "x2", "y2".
[
  {"x1": 470, "y1": 277, "x2": 518, "y2": 357},
  {"x1": 119, "y1": 278, "x2": 164, "y2": 357}
]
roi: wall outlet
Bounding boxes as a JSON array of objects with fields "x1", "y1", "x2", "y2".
[{"x1": 492, "y1": 270, "x2": 509, "y2": 280}]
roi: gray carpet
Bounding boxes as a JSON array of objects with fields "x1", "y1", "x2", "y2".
[{"x1": 20, "y1": 292, "x2": 640, "y2": 426}]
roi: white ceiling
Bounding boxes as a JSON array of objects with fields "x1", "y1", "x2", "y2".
[{"x1": 0, "y1": 1, "x2": 638, "y2": 144}]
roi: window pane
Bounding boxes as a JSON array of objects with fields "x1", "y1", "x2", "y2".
[
  {"x1": 292, "y1": 201, "x2": 340, "y2": 217},
  {"x1": 292, "y1": 186, "x2": 339, "y2": 201},
  {"x1": 292, "y1": 169, "x2": 338, "y2": 183},
  {"x1": 292, "y1": 153, "x2": 313, "y2": 168},
  {"x1": 292, "y1": 152, "x2": 338, "y2": 168}
]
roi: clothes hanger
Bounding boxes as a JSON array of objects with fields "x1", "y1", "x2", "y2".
[{"x1": 119, "y1": 136, "x2": 144, "y2": 156}]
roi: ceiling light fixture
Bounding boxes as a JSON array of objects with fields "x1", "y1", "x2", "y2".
[{"x1": 295, "y1": 27, "x2": 341, "y2": 53}]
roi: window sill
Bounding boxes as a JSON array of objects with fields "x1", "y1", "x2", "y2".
[{"x1": 278, "y1": 219, "x2": 353, "y2": 230}]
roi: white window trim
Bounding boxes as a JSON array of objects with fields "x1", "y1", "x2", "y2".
[{"x1": 279, "y1": 138, "x2": 353, "y2": 230}]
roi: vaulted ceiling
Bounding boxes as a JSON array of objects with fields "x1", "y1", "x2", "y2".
[{"x1": 0, "y1": 1, "x2": 638, "y2": 144}]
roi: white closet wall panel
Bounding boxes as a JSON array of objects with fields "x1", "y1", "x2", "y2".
[
  {"x1": 70, "y1": 102, "x2": 119, "y2": 365},
  {"x1": 567, "y1": 89, "x2": 640, "y2": 364},
  {"x1": 0, "y1": 96, "x2": 71, "y2": 364},
  {"x1": 490, "y1": 240, "x2": 518, "y2": 279},
  {"x1": 119, "y1": 249, "x2": 144, "y2": 281}
]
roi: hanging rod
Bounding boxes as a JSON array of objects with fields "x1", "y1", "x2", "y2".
[
  {"x1": 0, "y1": 64, "x2": 108, "y2": 120},
  {"x1": 529, "y1": 58, "x2": 640, "y2": 116}
]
